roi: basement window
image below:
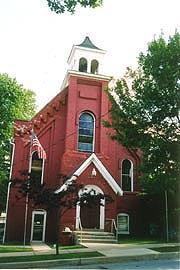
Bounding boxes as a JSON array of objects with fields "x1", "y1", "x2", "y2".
[{"x1": 117, "y1": 213, "x2": 129, "y2": 234}]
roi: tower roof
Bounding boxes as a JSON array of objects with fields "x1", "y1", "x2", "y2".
[{"x1": 77, "y1": 36, "x2": 102, "y2": 50}]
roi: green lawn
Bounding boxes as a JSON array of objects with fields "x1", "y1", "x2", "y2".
[
  {"x1": 150, "y1": 245, "x2": 180, "y2": 253},
  {"x1": 118, "y1": 237, "x2": 162, "y2": 245},
  {"x1": 0, "y1": 244, "x2": 84, "y2": 253},
  {"x1": 49, "y1": 244, "x2": 85, "y2": 249},
  {"x1": 0, "y1": 246, "x2": 32, "y2": 253},
  {"x1": 0, "y1": 251, "x2": 103, "y2": 263}
]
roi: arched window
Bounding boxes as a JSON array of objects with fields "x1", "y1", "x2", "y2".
[
  {"x1": 79, "y1": 57, "x2": 87, "y2": 72},
  {"x1": 78, "y1": 112, "x2": 95, "y2": 152},
  {"x1": 117, "y1": 213, "x2": 130, "y2": 234},
  {"x1": 91, "y1": 59, "x2": 99, "y2": 74},
  {"x1": 121, "y1": 159, "x2": 133, "y2": 191},
  {"x1": 31, "y1": 151, "x2": 44, "y2": 185}
]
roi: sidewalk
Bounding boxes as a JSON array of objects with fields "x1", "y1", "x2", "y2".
[
  {"x1": 0, "y1": 242, "x2": 179, "y2": 269},
  {"x1": 83, "y1": 242, "x2": 180, "y2": 254}
]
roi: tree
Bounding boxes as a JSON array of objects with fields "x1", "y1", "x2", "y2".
[
  {"x1": 0, "y1": 73, "x2": 36, "y2": 213},
  {"x1": 103, "y1": 31, "x2": 180, "y2": 238},
  {"x1": 12, "y1": 171, "x2": 113, "y2": 254},
  {"x1": 46, "y1": 0, "x2": 103, "y2": 14},
  {"x1": 104, "y1": 31, "x2": 180, "y2": 194}
]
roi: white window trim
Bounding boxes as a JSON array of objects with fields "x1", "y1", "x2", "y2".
[
  {"x1": 121, "y1": 159, "x2": 133, "y2": 192},
  {"x1": 117, "y1": 213, "x2": 130, "y2": 235},
  {"x1": 29, "y1": 151, "x2": 45, "y2": 184},
  {"x1": 30, "y1": 209, "x2": 47, "y2": 242},
  {"x1": 78, "y1": 111, "x2": 95, "y2": 152},
  {"x1": 91, "y1": 59, "x2": 99, "y2": 74},
  {"x1": 79, "y1": 57, "x2": 88, "y2": 72}
]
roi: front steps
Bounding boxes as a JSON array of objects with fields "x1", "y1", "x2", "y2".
[{"x1": 74, "y1": 229, "x2": 117, "y2": 244}]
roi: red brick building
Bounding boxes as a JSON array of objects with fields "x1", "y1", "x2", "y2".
[{"x1": 5, "y1": 37, "x2": 144, "y2": 243}]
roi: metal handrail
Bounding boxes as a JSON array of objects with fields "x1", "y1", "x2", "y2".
[
  {"x1": 106, "y1": 218, "x2": 117, "y2": 239},
  {"x1": 111, "y1": 219, "x2": 117, "y2": 237}
]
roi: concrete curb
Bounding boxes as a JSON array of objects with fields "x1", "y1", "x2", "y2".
[{"x1": 0, "y1": 251, "x2": 179, "y2": 269}]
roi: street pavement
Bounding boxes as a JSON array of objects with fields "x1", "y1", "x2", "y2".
[{"x1": 50, "y1": 258, "x2": 180, "y2": 269}]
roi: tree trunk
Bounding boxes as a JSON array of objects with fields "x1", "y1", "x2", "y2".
[
  {"x1": 55, "y1": 241, "x2": 59, "y2": 255},
  {"x1": 165, "y1": 190, "x2": 169, "y2": 243}
]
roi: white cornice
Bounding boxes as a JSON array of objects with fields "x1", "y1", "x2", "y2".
[
  {"x1": 60, "y1": 70, "x2": 111, "y2": 91},
  {"x1": 55, "y1": 153, "x2": 123, "y2": 196}
]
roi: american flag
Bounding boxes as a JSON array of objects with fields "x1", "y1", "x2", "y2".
[{"x1": 31, "y1": 133, "x2": 47, "y2": 160}]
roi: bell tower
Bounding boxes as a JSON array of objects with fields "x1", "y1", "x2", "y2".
[
  {"x1": 67, "y1": 36, "x2": 106, "y2": 75},
  {"x1": 60, "y1": 36, "x2": 109, "y2": 91}
]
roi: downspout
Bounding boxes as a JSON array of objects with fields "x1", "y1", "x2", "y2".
[{"x1": 2, "y1": 138, "x2": 15, "y2": 244}]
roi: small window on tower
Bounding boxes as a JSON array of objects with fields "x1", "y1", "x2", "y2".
[
  {"x1": 79, "y1": 57, "x2": 88, "y2": 72},
  {"x1": 91, "y1": 59, "x2": 99, "y2": 74}
]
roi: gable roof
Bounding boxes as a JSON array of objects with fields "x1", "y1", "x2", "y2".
[{"x1": 55, "y1": 153, "x2": 123, "y2": 196}]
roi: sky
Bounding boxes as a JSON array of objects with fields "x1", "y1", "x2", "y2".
[{"x1": 0, "y1": 0, "x2": 179, "y2": 111}]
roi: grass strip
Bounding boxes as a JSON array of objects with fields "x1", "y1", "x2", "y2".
[
  {"x1": 0, "y1": 251, "x2": 103, "y2": 263},
  {"x1": 118, "y1": 238, "x2": 162, "y2": 245},
  {"x1": 150, "y1": 246, "x2": 180, "y2": 253},
  {"x1": 60, "y1": 245, "x2": 86, "y2": 249},
  {"x1": 49, "y1": 245, "x2": 86, "y2": 250},
  {"x1": 0, "y1": 247, "x2": 32, "y2": 253}
]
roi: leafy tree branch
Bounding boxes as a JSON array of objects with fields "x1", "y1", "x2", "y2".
[
  {"x1": 104, "y1": 31, "x2": 180, "y2": 195},
  {"x1": 46, "y1": 0, "x2": 103, "y2": 14}
]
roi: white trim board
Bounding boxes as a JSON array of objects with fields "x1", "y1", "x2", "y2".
[{"x1": 55, "y1": 153, "x2": 123, "y2": 196}]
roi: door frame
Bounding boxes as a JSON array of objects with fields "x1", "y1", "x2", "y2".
[
  {"x1": 30, "y1": 209, "x2": 47, "y2": 242},
  {"x1": 76, "y1": 185, "x2": 105, "y2": 230}
]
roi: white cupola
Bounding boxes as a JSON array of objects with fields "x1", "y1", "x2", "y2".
[{"x1": 67, "y1": 36, "x2": 106, "y2": 75}]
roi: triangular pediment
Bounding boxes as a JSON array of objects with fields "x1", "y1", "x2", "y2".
[{"x1": 55, "y1": 153, "x2": 123, "y2": 195}]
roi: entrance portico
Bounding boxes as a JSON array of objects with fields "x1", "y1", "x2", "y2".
[
  {"x1": 55, "y1": 153, "x2": 123, "y2": 231},
  {"x1": 76, "y1": 185, "x2": 105, "y2": 230}
]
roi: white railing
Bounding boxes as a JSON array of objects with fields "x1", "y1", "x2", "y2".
[{"x1": 76, "y1": 217, "x2": 83, "y2": 242}]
